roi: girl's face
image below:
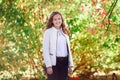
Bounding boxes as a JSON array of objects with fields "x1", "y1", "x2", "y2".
[{"x1": 52, "y1": 14, "x2": 62, "y2": 29}]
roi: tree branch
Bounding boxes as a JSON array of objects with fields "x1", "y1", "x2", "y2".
[
  {"x1": 102, "y1": 0, "x2": 118, "y2": 33},
  {"x1": 106, "y1": 0, "x2": 118, "y2": 32}
]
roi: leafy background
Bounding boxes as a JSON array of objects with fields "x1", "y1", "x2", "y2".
[{"x1": 0, "y1": 0, "x2": 120, "y2": 80}]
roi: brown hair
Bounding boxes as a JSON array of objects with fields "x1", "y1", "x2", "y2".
[{"x1": 46, "y1": 11, "x2": 70, "y2": 36}]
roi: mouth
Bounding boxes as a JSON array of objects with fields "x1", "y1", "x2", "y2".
[{"x1": 56, "y1": 22, "x2": 61, "y2": 24}]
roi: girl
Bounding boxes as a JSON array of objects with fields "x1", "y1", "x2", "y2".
[{"x1": 43, "y1": 11, "x2": 73, "y2": 80}]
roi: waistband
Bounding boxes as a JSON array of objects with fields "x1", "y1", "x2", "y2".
[{"x1": 57, "y1": 56, "x2": 68, "y2": 60}]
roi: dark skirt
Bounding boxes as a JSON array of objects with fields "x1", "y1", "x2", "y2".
[{"x1": 47, "y1": 56, "x2": 68, "y2": 80}]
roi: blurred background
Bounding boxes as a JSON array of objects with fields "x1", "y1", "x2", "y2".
[{"x1": 0, "y1": 0, "x2": 120, "y2": 80}]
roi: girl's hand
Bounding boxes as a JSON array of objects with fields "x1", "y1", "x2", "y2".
[
  {"x1": 68, "y1": 66, "x2": 73, "y2": 74},
  {"x1": 47, "y1": 67, "x2": 53, "y2": 75}
]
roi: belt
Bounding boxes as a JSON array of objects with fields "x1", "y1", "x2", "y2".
[{"x1": 57, "y1": 56, "x2": 68, "y2": 60}]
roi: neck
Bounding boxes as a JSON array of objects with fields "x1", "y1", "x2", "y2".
[{"x1": 54, "y1": 26, "x2": 61, "y2": 30}]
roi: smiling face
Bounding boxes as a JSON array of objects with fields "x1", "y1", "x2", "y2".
[{"x1": 52, "y1": 14, "x2": 62, "y2": 29}]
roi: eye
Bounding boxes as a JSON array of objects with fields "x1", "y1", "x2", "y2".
[
  {"x1": 54, "y1": 19, "x2": 57, "y2": 21},
  {"x1": 58, "y1": 18, "x2": 61, "y2": 20}
]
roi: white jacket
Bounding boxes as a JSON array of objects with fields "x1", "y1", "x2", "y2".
[{"x1": 43, "y1": 27, "x2": 73, "y2": 68}]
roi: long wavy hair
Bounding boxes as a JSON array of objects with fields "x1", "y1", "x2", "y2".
[{"x1": 45, "y1": 12, "x2": 70, "y2": 36}]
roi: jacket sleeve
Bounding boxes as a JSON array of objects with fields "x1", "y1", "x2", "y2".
[
  {"x1": 67, "y1": 36, "x2": 74, "y2": 67},
  {"x1": 43, "y1": 30, "x2": 52, "y2": 68}
]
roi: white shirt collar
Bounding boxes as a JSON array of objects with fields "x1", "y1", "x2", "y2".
[
  {"x1": 52, "y1": 26, "x2": 62, "y2": 32},
  {"x1": 51, "y1": 26, "x2": 67, "y2": 37}
]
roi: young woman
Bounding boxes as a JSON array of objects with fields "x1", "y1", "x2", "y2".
[{"x1": 43, "y1": 11, "x2": 73, "y2": 80}]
